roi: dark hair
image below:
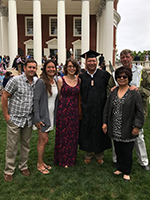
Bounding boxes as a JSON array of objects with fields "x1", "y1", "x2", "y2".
[
  {"x1": 25, "y1": 59, "x2": 37, "y2": 67},
  {"x1": 40, "y1": 59, "x2": 57, "y2": 96},
  {"x1": 63, "y1": 58, "x2": 80, "y2": 75},
  {"x1": 115, "y1": 66, "x2": 132, "y2": 83},
  {"x1": 5, "y1": 71, "x2": 12, "y2": 78}
]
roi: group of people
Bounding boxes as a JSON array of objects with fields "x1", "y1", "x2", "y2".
[
  {"x1": 0, "y1": 69, "x2": 13, "y2": 96},
  {"x1": 42, "y1": 54, "x2": 58, "y2": 66},
  {"x1": 12, "y1": 53, "x2": 32, "y2": 72},
  {"x1": 1, "y1": 48, "x2": 150, "y2": 182},
  {"x1": 0, "y1": 55, "x2": 10, "y2": 69}
]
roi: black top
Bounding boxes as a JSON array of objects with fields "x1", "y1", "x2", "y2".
[{"x1": 103, "y1": 88, "x2": 144, "y2": 141}]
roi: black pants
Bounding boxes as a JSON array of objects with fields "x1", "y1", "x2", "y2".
[{"x1": 114, "y1": 140, "x2": 134, "y2": 175}]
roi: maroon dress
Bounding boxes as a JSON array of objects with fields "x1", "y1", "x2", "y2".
[{"x1": 54, "y1": 77, "x2": 79, "y2": 167}]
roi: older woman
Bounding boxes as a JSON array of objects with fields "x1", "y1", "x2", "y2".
[
  {"x1": 34, "y1": 60, "x2": 58, "y2": 174},
  {"x1": 54, "y1": 58, "x2": 80, "y2": 168},
  {"x1": 103, "y1": 66, "x2": 144, "y2": 181}
]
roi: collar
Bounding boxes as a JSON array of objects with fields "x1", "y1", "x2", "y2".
[
  {"x1": 22, "y1": 73, "x2": 34, "y2": 85},
  {"x1": 131, "y1": 64, "x2": 143, "y2": 73},
  {"x1": 87, "y1": 68, "x2": 97, "y2": 78},
  {"x1": 131, "y1": 64, "x2": 137, "y2": 73}
]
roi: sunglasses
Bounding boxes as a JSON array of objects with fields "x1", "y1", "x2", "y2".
[
  {"x1": 68, "y1": 65, "x2": 76, "y2": 68},
  {"x1": 117, "y1": 75, "x2": 128, "y2": 79}
]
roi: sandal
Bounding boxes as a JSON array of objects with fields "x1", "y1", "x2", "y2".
[
  {"x1": 37, "y1": 167, "x2": 50, "y2": 174},
  {"x1": 97, "y1": 159, "x2": 104, "y2": 165},
  {"x1": 44, "y1": 164, "x2": 52, "y2": 170},
  {"x1": 84, "y1": 159, "x2": 91, "y2": 164},
  {"x1": 113, "y1": 170, "x2": 122, "y2": 175},
  {"x1": 123, "y1": 174, "x2": 130, "y2": 181}
]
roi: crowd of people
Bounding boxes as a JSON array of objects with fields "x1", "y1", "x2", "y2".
[
  {"x1": 0, "y1": 55, "x2": 10, "y2": 69},
  {"x1": 1, "y1": 49, "x2": 150, "y2": 183},
  {"x1": 0, "y1": 53, "x2": 34, "y2": 95}
]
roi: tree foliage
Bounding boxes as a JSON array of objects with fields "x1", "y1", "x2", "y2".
[
  {"x1": 116, "y1": 50, "x2": 150, "y2": 61},
  {"x1": 132, "y1": 50, "x2": 150, "y2": 61}
]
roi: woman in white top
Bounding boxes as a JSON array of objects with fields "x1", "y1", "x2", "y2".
[{"x1": 34, "y1": 60, "x2": 58, "y2": 174}]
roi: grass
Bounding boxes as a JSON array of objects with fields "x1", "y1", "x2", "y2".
[{"x1": 0, "y1": 99, "x2": 150, "y2": 200}]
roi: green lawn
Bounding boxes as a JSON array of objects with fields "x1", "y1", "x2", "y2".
[{"x1": 0, "y1": 100, "x2": 150, "y2": 200}]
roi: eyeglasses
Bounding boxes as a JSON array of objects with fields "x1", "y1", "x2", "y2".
[
  {"x1": 117, "y1": 75, "x2": 128, "y2": 79},
  {"x1": 68, "y1": 65, "x2": 76, "y2": 68}
]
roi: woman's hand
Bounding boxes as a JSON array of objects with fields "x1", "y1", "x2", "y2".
[
  {"x1": 132, "y1": 127, "x2": 139, "y2": 136},
  {"x1": 35, "y1": 122, "x2": 45, "y2": 131},
  {"x1": 59, "y1": 95, "x2": 62, "y2": 100},
  {"x1": 102, "y1": 124, "x2": 107, "y2": 134}
]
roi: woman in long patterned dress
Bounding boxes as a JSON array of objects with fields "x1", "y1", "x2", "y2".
[
  {"x1": 34, "y1": 60, "x2": 58, "y2": 174},
  {"x1": 54, "y1": 58, "x2": 80, "y2": 167}
]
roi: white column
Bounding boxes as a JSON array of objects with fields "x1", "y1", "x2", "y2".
[
  {"x1": 81, "y1": 0, "x2": 90, "y2": 67},
  {"x1": 105, "y1": 0, "x2": 114, "y2": 65},
  {"x1": 0, "y1": 17, "x2": 2, "y2": 55},
  {"x1": 81, "y1": 0, "x2": 90, "y2": 53},
  {"x1": 0, "y1": 16, "x2": 8, "y2": 56},
  {"x1": 57, "y1": 0, "x2": 66, "y2": 65},
  {"x1": 8, "y1": 0, "x2": 18, "y2": 67},
  {"x1": 0, "y1": 4, "x2": 8, "y2": 56},
  {"x1": 33, "y1": 0, "x2": 42, "y2": 65},
  {"x1": 102, "y1": 8, "x2": 106, "y2": 58},
  {"x1": 99, "y1": 15, "x2": 103, "y2": 54}
]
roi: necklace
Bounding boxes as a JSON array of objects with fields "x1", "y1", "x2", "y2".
[{"x1": 50, "y1": 79, "x2": 54, "y2": 84}]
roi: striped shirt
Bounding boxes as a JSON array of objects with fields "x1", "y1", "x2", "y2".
[{"x1": 5, "y1": 74, "x2": 35, "y2": 128}]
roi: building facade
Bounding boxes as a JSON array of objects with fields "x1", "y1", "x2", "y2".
[{"x1": 0, "y1": 0, "x2": 120, "y2": 67}]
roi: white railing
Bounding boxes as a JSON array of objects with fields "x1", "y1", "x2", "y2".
[
  {"x1": 115, "y1": 61, "x2": 150, "y2": 73},
  {"x1": 115, "y1": 61, "x2": 150, "y2": 67}
]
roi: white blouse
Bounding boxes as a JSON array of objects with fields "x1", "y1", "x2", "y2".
[{"x1": 45, "y1": 81, "x2": 58, "y2": 132}]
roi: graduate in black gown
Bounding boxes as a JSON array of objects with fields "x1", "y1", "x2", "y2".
[{"x1": 79, "y1": 50, "x2": 112, "y2": 164}]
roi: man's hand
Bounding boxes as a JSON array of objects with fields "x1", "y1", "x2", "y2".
[
  {"x1": 132, "y1": 127, "x2": 139, "y2": 136},
  {"x1": 102, "y1": 124, "x2": 107, "y2": 134},
  {"x1": 129, "y1": 85, "x2": 138, "y2": 91},
  {"x1": 2, "y1": 90, "x2": 11, "y2": 123},
  {"x1": 35, "y1": 122, "x2": 45, "y2": 131},
  {"x1": 5, "y1": 114, "x2": 10, "y2": 122},
  {"x1": 111, "y1": 85, "x2": 117, "y2": 92}
]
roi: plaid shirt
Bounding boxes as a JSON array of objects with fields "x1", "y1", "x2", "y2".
[{"x1": 5, "y1": 74, "x2": 35, "y2": 128}]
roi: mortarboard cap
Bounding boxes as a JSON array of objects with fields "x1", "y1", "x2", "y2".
[{"x1": 80, "y1": 49, "x2": 100, "y2": 59}]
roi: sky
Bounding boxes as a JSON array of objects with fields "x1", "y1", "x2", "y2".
[{"x1": 117, "y1": 0, "x2": 150, "y2": 54}]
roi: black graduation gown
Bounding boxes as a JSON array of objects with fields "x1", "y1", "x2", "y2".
[{"x1": 79, "y1": 69, "x2": 112, "y2": 153}]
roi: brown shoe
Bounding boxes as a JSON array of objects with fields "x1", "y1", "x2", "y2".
[
  {"x1": 97, "y1": 159, "x2": 104, "y2": 165},
  {"x1": 21, "y1": 169, "x2": 30, "y2": 176},
  {"x1": 84, "y1": 159, "x2": 91, "y2": 164},
  {"x1": 4, "y1": 174, "x2": 13, "y2": 182}
]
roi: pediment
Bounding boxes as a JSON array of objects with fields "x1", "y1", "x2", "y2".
[
  {"x1": 72, "y1": 39, "x2": 81, "y2": 45},
  {"x1": 46, "y1": 38, "x2": 58, "y2": 46},
  {"x1": 23, "y1": 39, "x2": 33, "y2": 45}
]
